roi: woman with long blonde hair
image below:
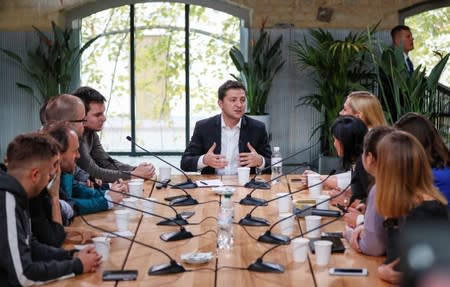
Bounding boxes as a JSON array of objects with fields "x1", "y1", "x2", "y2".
[
  {"x1": 375, "y1": 130, "x2": 448, "y2": 284},
  {"x1": 340, "y1": 91, "x2": 387, "y2": 129}
]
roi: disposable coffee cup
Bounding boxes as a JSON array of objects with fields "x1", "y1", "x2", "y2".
[
  {"x1": 277, "y1": 192, "x2": 291, "y2": 213},
  {"x1": 141, "y1": 198, "x2": 156, "y2": 218},
  {"x1": 128, "y1": 181, "x2": 144, "y2": 197},
  {"x1": 159, "y1": 166, "x2": 171, "y2": 181},
  {"x1": 336, "y1": 171, "x2": 352, "y2": 190},
  {"x1": 114, "y1": 209, "x2": 130, "y2": 232},
  {"x1": 122, "y1": 197, "x2": 138, "y2": 216},
  {"x1": 278, "y1": 212, "x2": 294, "y2": 236},
  {"x1": 292, "y1": 238, "x2": 310, "y2": 262},
  {"x1": 237, "y1": 167, "x2": 250, "y2": 185},
  {"x1": 305, "y1": 215, "x2": 322, "y2": 238},
  {"x1": 93, "y1": 236, "x2": 111, "y2": 261},
  {"x1": 307, "y1": 174, "x2": 323, "y2": 197},
  {"x1": 314, "y1": 240, "x2": 333, "y2": 265},
  {"x1": 316, "y1": 194, "x2": 330, "y2": 210}
]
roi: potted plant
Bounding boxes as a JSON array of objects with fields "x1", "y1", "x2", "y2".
[
  {"x1": 290, "y1": 27, "x2": 375, "y2": 157},
  {"x1": 1, "y1": 21, "x2": 100, "y2": 105},
  {"x1": 229, "y1": 19, "x2": 285, "y2": 132},
  {"x1": 370, "y1": 38, "x2": 449, "y2": 124}
]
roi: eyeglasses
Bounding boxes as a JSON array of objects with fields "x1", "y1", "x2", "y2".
[{"x1": 69, "y1": 119, "x2": 87, "y2": 124}]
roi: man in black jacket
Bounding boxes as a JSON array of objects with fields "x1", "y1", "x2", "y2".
[
  {"x1": 0, "y1": 132, "x2": 101, "y2": 286},
  {"x1": 181, "y1": 80, "x2": 272, "y2": 175}
]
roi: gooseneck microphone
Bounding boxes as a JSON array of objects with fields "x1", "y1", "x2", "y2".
[
  {"x1": 121, "y1": 170, "x2": 198, "y2": 206},
  {"x1": 257, "y1": 177, "x2": 355, "y2": 245},
  {"x1": 240, "y1": 164, "x2": 307, "y2": 206},
  {"x1": 107, "y1": 186, "x2": 189, "y2": 226},
  {"x1": 241, "y1": 141, "x2": 319, "y2": 192},
  {"x1": 126, "y1": 136, "x2": 198, "y2": 189},
  {"x1": 78, "y1": 215, "x2": 185, "y2": 275},
  {"x1": 238, "y1": 169, "x2": 336, "y2": 226},
  {"x1": 106, "y1": 191, "x2": 193, "y2": 241},
  {"x1": 248, "y1": 215, "x2": 343, "y2": 273}
]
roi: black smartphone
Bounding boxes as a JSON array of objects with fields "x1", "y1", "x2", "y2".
[
  {"x1": 180, "y1": 211, "x2": 195, "y2": 219},
  {"x1": 102, "y1": 270, "x2": 138, "y2": 281},
  {"x1": 321, "y1": 232, "x2": 343, "y2": 238},
  {"x1": 164, "y1": 195, "x2": 185, "y2": 201}
]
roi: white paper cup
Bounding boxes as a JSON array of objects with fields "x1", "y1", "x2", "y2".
[
  {"x1": 141, "y1": 198, "x2": 156, "y2": 218},
  {"x1": 307, "y1": 174, "x2": 323, "y2": 197},
  {"x1": 314, "y1": 240, "x2": 333, "y2": 265},
  {"x1": 315, "y1": 194, "x2": 330, "y2": 210},
  {"x1": 159, "y1": 166, "x2": 171, "y2": 180},
  {"x1": 122, "y1": 197, "x2": 138, "y2": 216},
  {"x1": 277, "y1": 192, "x2": 291, "y2": 213},
  {"x1": 278, "y1": 212, "x2": 294, "y2": 236},
  {"x1": 93, "y1": 236, "x2": 111, "y2": 261},
  {"x1": 336, "y1": 171, "x2": 352, "y2": 190},
  {"x1": 128, "y1": 181, "x2": 144, "y2": 197},
  {"x1": 237, "y1": 167, "x2": 250, "y2": 185},
  {"x1": 292, "y1": 238, "x2": 310, "y2": 262},
  {"x1": 114, "y1": 209, "x2": 130, "y2": 232},
  {"x1": 305, "y1": 215, "x2": 322, "y2": 238}
]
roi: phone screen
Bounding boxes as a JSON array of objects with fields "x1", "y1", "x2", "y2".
[
  {"x1": 334, "y1": 268, "x2": 364, "y2": 273},
  {"x1": 329, "y1": 268, "x2": 368, "y2": 276},
  {"x1": 102, "y1": 270, "x2": 138, "y2": 281}
]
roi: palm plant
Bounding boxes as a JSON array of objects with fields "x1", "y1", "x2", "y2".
[
  {"x1": 290, "y1": 27, "x2": 376, "y2": 155},
  {"x1": 371, "y1": 37, "x2": 450, "y2": 123},
  {"x1": 1, "y1": 21, "x2": 100, "y2": 105},
  {"x1": 229, "y1": 23, "x2": 285, "y2": 115}
]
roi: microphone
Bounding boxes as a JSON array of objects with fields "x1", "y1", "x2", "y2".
[
  {"x1": 238, "y1": 169, "x2": 336, "y2": 226},
  {"x1": 126, "y1": 136, "x2": 198, "y2": 189},
  {"x1": 257, "y1": 178, "x2": 354, "y2": 245},
  {"x1": 107, "y1": 186, "x2": 189, "y2": 226},
  {"x1": 107, "y1": 192, "x2": 194, "y2": 241},
  {"x1": 240, "y1": 163, "x2": 308, "y2": 206},
  {"x1": 248, "y1": 215, "x2": 343, "y2": 273},
  {"x1": 121, "y1": 170, "x2": 198, "y2": 206},
  {"x1": 78, "y1": 215, "x2": 185, "y2": 275},
  {"x1": 241, "y1": 141, "x2": 319, "y2": 192}
]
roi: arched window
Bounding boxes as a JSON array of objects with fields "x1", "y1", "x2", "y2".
[{"x1": 69, "y1": 2, "x2": 244, "y2": 154}]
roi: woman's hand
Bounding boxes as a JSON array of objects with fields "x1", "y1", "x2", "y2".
[{"x1": 377, "y1": 259, "x2": 402, "y2": 284}]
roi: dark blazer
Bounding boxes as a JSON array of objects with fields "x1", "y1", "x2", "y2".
[{"x1": 181, "y1": 114, "x2": 272, "y2": 174}]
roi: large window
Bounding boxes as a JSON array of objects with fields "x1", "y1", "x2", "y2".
[{"x1": 80, "y1": 3, "x2": 240, "y2": 154}]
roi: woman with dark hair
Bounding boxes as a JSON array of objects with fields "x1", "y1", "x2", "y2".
[
  {"x1": 394, "y1": 112, "x2": 450, "y2": 201},
  {"x1": 305, "y1": 116, "x2": 370, "y2": 209},
  {"x1": 328, "y1": 116, "x2": 370, "y2": 205}
]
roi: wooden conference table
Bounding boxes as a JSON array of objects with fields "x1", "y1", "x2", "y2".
[{"x1": 47, "y1": 174, "x2": 389, "y2": 287}]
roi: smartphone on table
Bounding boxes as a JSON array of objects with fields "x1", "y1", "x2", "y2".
[
  {"x1": 328, "y1": 268, "x2": 368, "y2": 276},
  {"x1": 102, "y1": 270, "x2": 138, "y2": 281}
]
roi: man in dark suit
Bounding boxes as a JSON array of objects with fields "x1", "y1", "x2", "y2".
[
  {"x1": 380, "y1": 25, "x2": 415, "y2": 122},
  {"x1": 181, "y1": 80, "x2": 272, "y2": 174}
]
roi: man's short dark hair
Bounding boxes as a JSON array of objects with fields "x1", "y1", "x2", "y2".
[
  {"x1": 44, "y1": 94, "x2": 84, "y2": 122},
  {"x1": 218, "y1": 80, "x2": 246, "y2": 101},
  {"x1": 72, "y1": 86, "x2": 106, "y2": 113},
  {"x1": 42, "y1": 121, "x2": 75, "y2": 153},
  {"x1": 391, "y1": 24, "x2": 411, "y2": 41},
  {"x1": 6, "y1": 132, "x2": 60, "y2": 169}
]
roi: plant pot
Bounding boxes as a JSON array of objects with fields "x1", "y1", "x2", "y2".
[{"x1": 246, "y1": 114, "x2": 270, "y2": 135}]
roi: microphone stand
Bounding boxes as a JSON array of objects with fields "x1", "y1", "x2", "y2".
[
  {"x1": 240, "y1": 144, "x2": 319, "y2": 194},
  {"x1": 121, "y1": 170, "x2": 198, "y2": 207},
  {"x1": 109, "y1": 198, "x2": 193, "y2": 242},
  {"x1": 240, "y1": 164, "x2": 309, "y2": 206},
  {"x1": 126, "y1": 136, "x2": 198, "y2": 189},
  {"x1": 248, "y1": 216, "x2": 343, "y2": 273},
  {"x1": 238, "y1": 169, "x2": 336, "y2": 226},
  {"x1": 78, "y1": 215, "x2": 186, "y2": 275},
  {"x1": 257, "y1": 179, "x2": 353, "y2": 245},
  {"x1": 108, "y1": 187, "x2": 189, "y2": 226}
]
